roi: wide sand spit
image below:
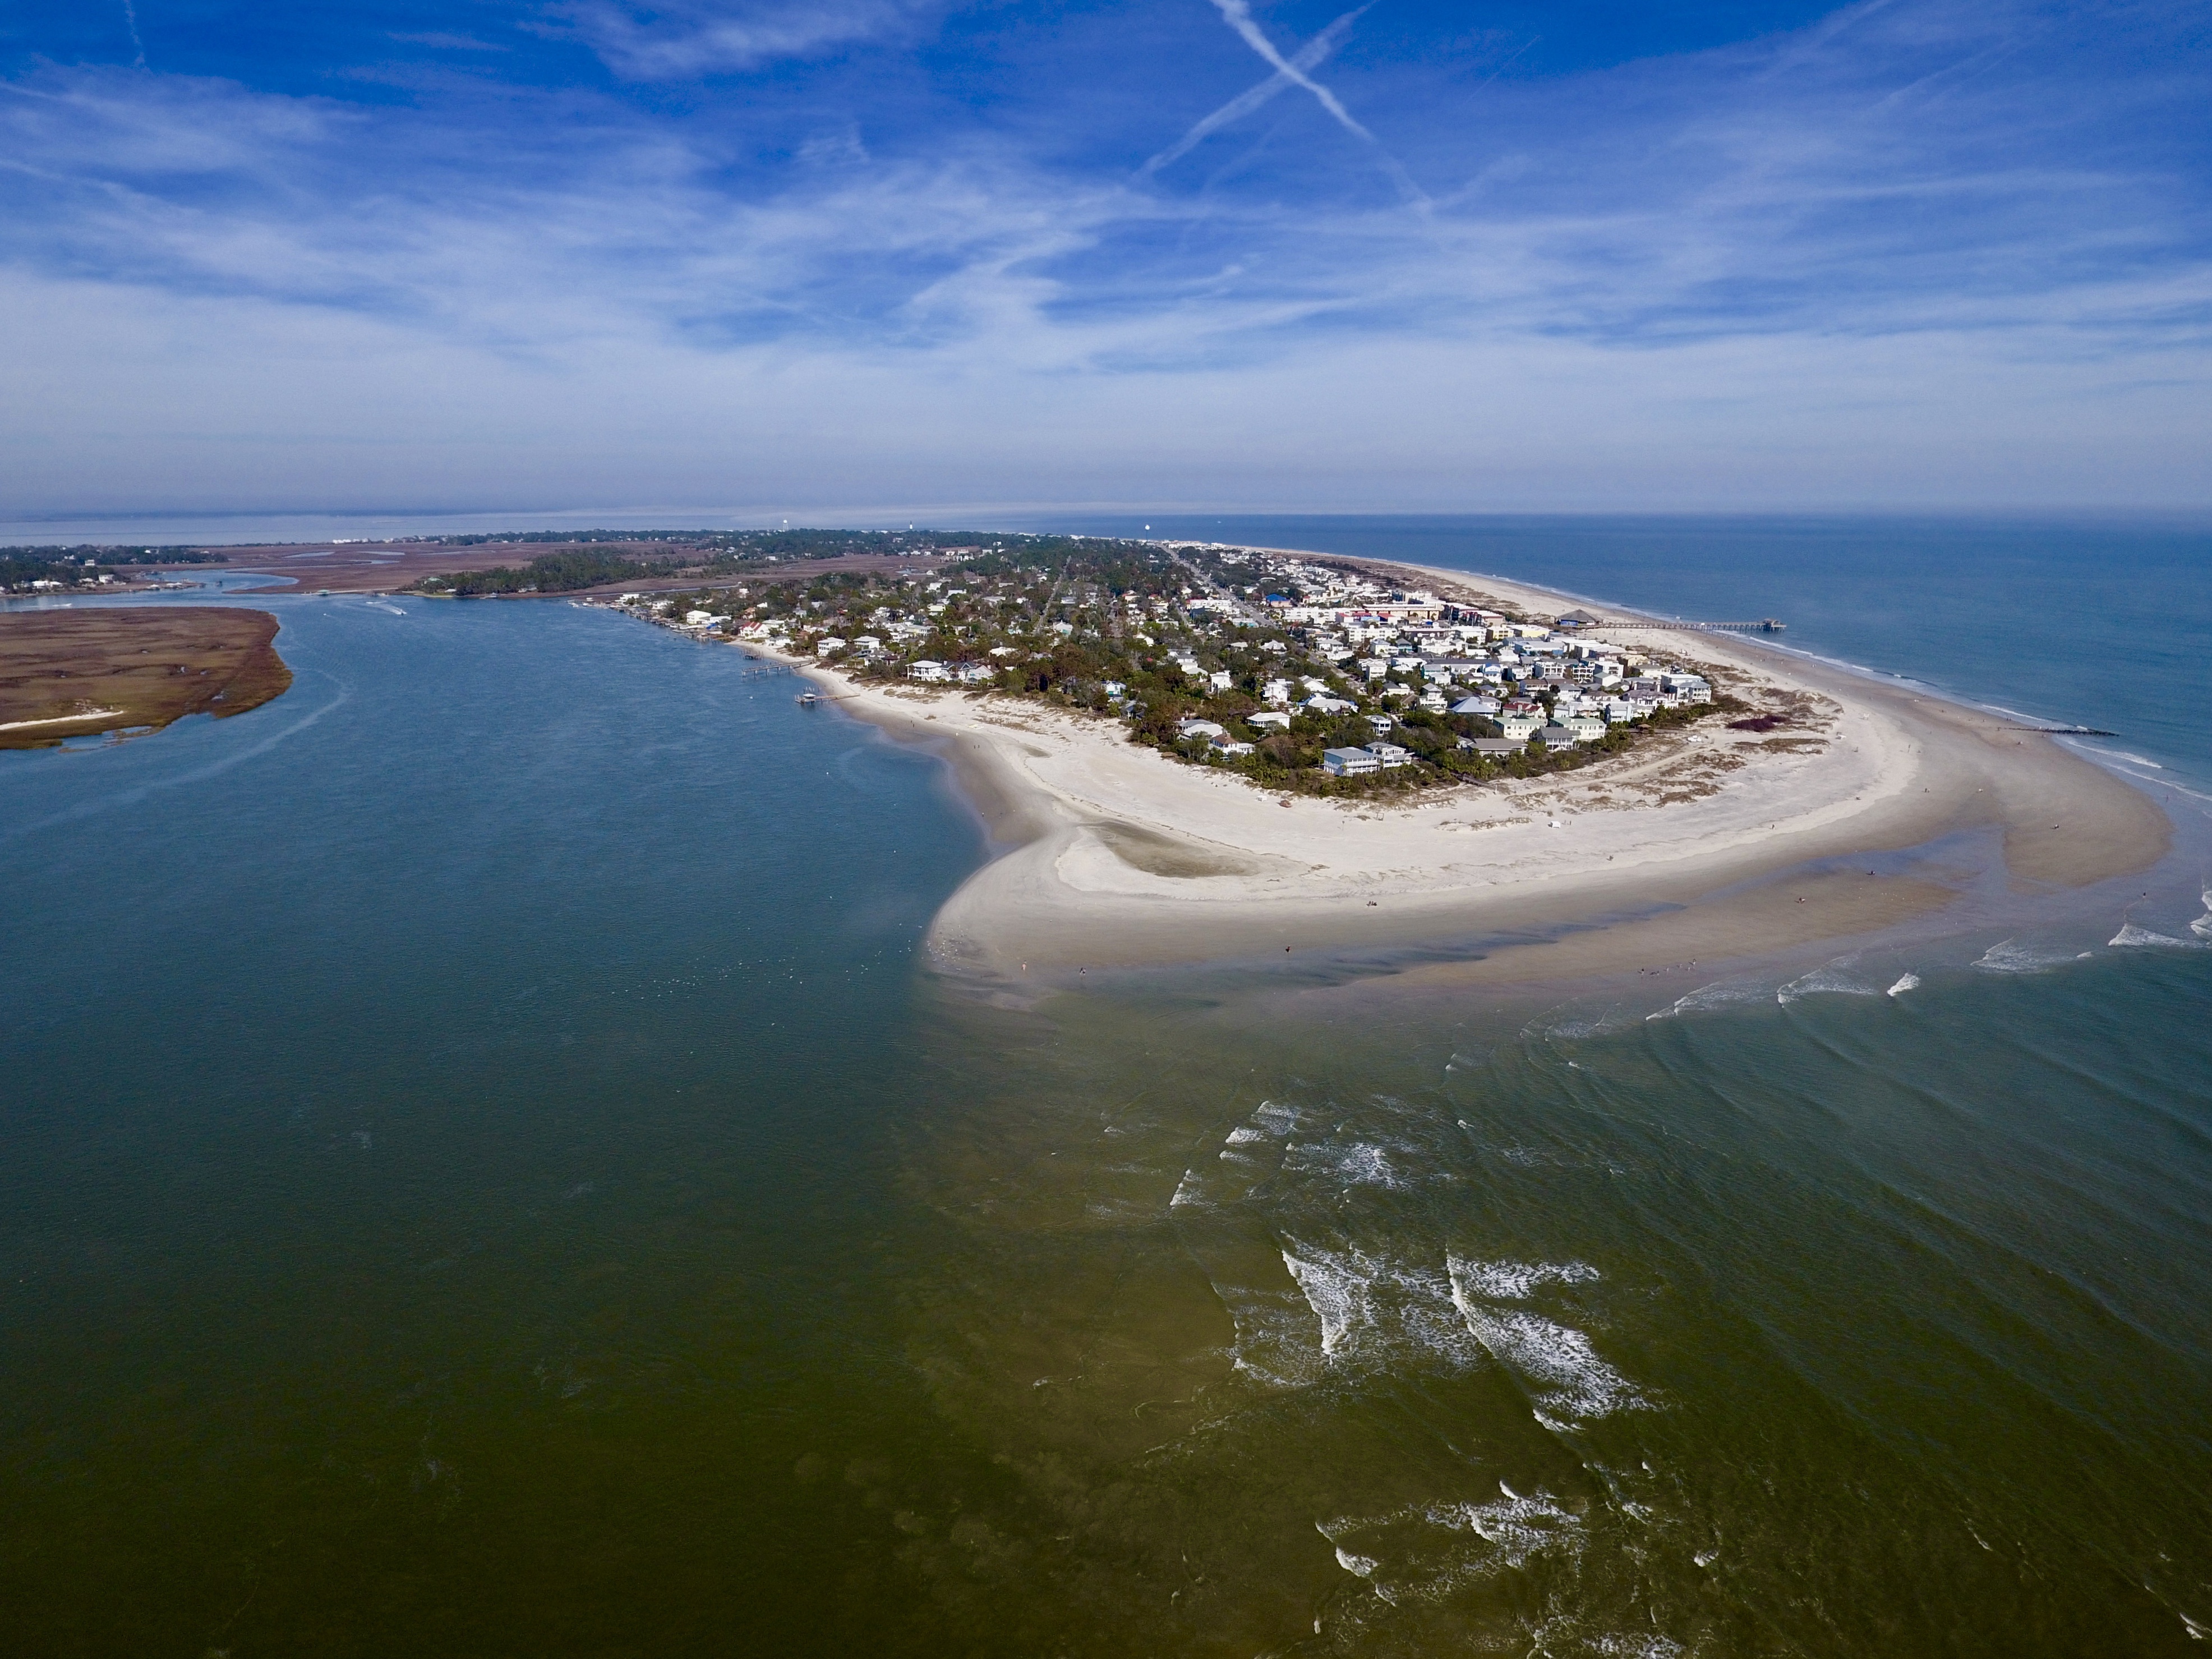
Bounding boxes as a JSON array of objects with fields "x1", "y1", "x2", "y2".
[{"x1": 758, "y1": 559, "x2": 2169, "y2": 983}]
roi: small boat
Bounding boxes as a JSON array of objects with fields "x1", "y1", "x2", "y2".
[{"x1": 795, "y1": 691, "x2": 821, "y2": 707}]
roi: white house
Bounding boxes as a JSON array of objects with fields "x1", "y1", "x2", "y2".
[
  {"x1": 1366, "y1": 743, "x2": 1414, "y2": 768},
  {"x1": 1177, "y1": 718, "x2": 1228, "y2": 742},
  {"x1": 1248, "y1": 711, "x2": 1292, "y2": 731},
  {"x1": 1306, "y1": 693, "x2": 1357, "y2": 715},
  {"x1": 908, "y1": 660, "x2": 950, "y2": 683},
  {"x1": 1323, "y1": 747, "x2": 1380, "y2": 777}
]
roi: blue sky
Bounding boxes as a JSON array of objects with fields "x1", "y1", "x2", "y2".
[{"x1": 2, "y1": 0, "x2": 2208, "y2": 515}]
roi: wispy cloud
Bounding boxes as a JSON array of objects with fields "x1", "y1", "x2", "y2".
[
  {"x1": 388, "y1": 31, "x2": 512, "y2": 53},
  {"x1": 547, "y1": 0, "x2": 923, "y2": 77},
  {"x1": 0, "y1": 0, "x2": 2206, "y2": 511}
]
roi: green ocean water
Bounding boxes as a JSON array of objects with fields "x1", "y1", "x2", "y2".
[{"x1": 4, "y1": 523, "x2": 2210, "y2": 1655}]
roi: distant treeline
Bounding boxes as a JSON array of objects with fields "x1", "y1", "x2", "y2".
[
  {"x1": 419, "y1": 550, "x2": 661, "y2": 596},
  {"x1": 413, "y1": 527, "x2": 1034, "y2": 563},
  {"x1": 407, "y1": 527, "x2": 1102, "y2": 596},
  {"x1": 1, "y1": 546, "x2": 228, "y2": 592}
]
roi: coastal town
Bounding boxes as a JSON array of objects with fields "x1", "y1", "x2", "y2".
[{"x1": 577, "y1": 533, "x2": 1735, "y2": 794}]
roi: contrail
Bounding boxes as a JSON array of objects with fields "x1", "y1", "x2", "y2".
[
  {"x1": 121, "y1": 0, "x2": 146, "y2": 67},
  {"x1": 1207, "y1": 0, "x2": 1374, "y2": 142},
  {"x1": 1187, "y1": 0, "x2": 1428, "y2": 205},
  {"x1": 1142, "y1": 4, "x2": 1368, "y2": 175}
]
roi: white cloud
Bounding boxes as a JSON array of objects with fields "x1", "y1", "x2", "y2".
[{"x1": 545, "y1": 0, "x2": 925, "y2": 77}]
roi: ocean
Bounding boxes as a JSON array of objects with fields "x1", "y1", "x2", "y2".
[{"x1": 3, "y1": 517, "x2": 2208, "y2": 1655}]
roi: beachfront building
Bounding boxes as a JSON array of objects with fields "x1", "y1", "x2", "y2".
[
  {"x1": 1366, "y1": 743, "x2": 1414, "y2": 769},
  {"x1": 1323, "y1": 747, "x2": 1381, "y2": 777}
]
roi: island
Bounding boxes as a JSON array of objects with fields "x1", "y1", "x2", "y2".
[
  {"x1": 0, "y1": 607, "x2": 293, "y2": 749},
  {"x1": 419, "y1": 529, "x2": 2171, "y2": 985}
]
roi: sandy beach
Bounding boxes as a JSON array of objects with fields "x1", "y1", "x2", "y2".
[{"x1": 753, "y1": 556, "x2": 2170, "y2": 983}]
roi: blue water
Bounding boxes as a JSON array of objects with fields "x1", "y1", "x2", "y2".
[{"x1": 4, "y1": 523, "x2": 2211, "y2": 1654}]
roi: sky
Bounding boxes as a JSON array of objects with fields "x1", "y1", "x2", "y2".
[{"x1": 2, "y1": 0, "x2": 2208, "y2": 518}]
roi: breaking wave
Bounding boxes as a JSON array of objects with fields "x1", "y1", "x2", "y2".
[
  {"x1": 1282, "y1": 1140, "x2": 1414, "y2": 1191},
  {"x1": 1887, "y1": 973, "x2": 1921, "y2": 997},
  {"x1": 1318, "y1": 1483, "x2": 1589, "y2": 1606},
  {"x1": 1647, "y1": 978, "x2": 1770, "y2": 1020},
  {"x1": 1777, "y1": 958, "x2": 1881, "y2": 1004},
  {"x1": 1973, "y1": 939, "x2": 2089, "y2": 974},
  {"x1": 2109, "y1": 923, "x2": 2208, "y2": 950},
  {"x1": 1281, "y1": 1243, "x2": 1489, "y2": 1375},
  {"x1": 1447, "y1": 1255, "x2": 1653, "y2": 1423}
]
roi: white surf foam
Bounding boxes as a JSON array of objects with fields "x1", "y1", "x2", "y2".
[
  {"x1": 1647, "y1": 978, "x2": 1771, "y2": 1020},
  {"x1": 1168, "y1": 1169, "x2": 1210, "y2": 1209},
  {"x1": 1282, "y1": 1140, "x2": 1413, "y2": 1191},
  {"x1": 1446, "y1": 1256, "x2": 1652, "y2": 1422},
  {"x1": 1453, "y1": 1259, "x2": 1600, "y2": 1301},
  {"x1": 2109, "y1": 923, "x2": 2208, "y2": 950},
  {"x1": 1973, "y1": 939, "x2": 2085, "y2": 974},
  {"x1": 1319, "y1": 1485, "x2": 1588, "y2": 1607},
  {"x1": 1216, "y1": 1278, "x2": 1332, "y2": 1389},
  {"x1": 1777, "y1": 958, "x2": 1879, "y2": 1004},
  {"x1": 1420, "y1": 1487, "x2": 1584, "y2": 1571},
  {"x1": 1887, "y1": 973, "x2": 1921, "y2": 997},
  {"x1": 1278, "y1": 1243, "x2": 1489, "y2": 1376}
]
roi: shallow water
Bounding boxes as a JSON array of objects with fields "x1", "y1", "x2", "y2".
[{"x1": 4, "y1": 532, "x2": 2210, "y2": 1653}]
